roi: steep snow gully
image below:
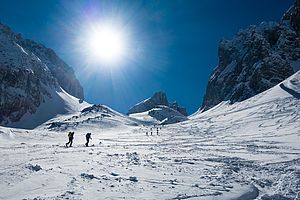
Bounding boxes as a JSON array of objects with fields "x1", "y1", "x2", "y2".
[{"x1": 0, "y1": 72, "x2": 299, "y2": 199}]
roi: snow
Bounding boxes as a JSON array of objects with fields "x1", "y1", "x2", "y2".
[
  {"x1": 14, "y1": 42, "x2": 28, "y2": 55},
  {"x1": 4, "y1": 86, "x2": 90, "y2": 129},
  {"x1": 128, "y1": 92, "x2": 187, "y2": 117},
  {"x1": 0, "y1": 72, "x2": 300, "y2": 199},
  {"x1": 129, "y1": 106, "x2": 188, "y2": 125},
  {"x1": 129, "y1": 110, "x2": 161, "y2": 124}
]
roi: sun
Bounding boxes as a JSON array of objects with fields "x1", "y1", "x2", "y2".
[{"x1": 86, "y1": 24, "x2": 127, "y2": 66}]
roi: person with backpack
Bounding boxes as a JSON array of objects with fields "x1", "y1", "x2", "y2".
[
  {"x1": 66, "y1": 131, "x2": 74, "y2": 147},
  {"x1": 85, "y1": 132, "x2": 92, "y2": 147}
]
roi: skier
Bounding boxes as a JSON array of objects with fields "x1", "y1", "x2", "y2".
[
  {"x1": 157, "y1": 127, "x2": 159, "y2": 135},
  {"x1": 66, "y1": 131, "x2": 74, "y2": 147},
  {"x1": 150, "y1": 127, "x2": 153, "y2": 136},
  {"x1": 85, "y1": 132, "x2": 92, "y2": 147}
]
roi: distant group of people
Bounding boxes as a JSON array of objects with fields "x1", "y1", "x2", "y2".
[
  {"x1": 65, "y1": 132, "x2": 92, "y2": 147},
  {"x1": 146, "y1": 126, "x2": 162, "y2": 136}
]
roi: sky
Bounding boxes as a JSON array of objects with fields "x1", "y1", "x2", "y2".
[{"x1": 0, "y1": 0, "x2": 294, "y2": 114}]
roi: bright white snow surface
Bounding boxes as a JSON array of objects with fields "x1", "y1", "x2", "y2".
[{"x1": 0, "y1": 72, "x2": 300, "y2": 200}]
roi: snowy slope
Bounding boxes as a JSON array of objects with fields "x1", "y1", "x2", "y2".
[
  {"x1": 129, "y1": 110, "x2": 161, "y2": 124},
  {"x1": 129, "y1": 105, "x2": 188, "y2": 125},
  {"x1": 41, "y1": 104, "x2": 141, "y2": 132},
  {"x1": 4, "y1": 87, "x2": 90, "y2": 129},
  {"x1": 0, "y1": 72, "x2": 299, "y2": 199},
  {"x1": 193, "y1": 70, "x2": 300, "y2": 118}
]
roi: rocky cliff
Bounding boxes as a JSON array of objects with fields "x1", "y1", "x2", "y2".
[
  {"x1": 16, "y1": 38, "x2": 84, "y2": 100},
  {"x1": 200, "y1": 0, "x2": 300, "y2": 111},
  {"x1": 0, "y1": 22, "x2": 84, "y2": 125}
]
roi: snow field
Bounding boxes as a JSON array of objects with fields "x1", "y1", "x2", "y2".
[{"x1": 0, "y1": 72, "x2": 299, "y2": 199}]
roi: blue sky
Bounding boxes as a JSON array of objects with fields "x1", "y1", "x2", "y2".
[{"x1": 0, "y1": 0, "x2": 294, "y2": 114}]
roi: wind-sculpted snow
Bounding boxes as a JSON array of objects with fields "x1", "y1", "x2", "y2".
[{"x1": 0, "y1": 72, "x2": 299, "y2": 199}]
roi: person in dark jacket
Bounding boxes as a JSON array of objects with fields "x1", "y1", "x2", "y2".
[
  {"x1": 85, "y1": 133, "x2": 92, "y2": 147},
  {"x1": 66, "y1": 132, "x2": 74, "y2": 147}
]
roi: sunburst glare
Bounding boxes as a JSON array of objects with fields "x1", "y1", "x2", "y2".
[{"x1": 86, "y1": 23, "x2": 127, "y2": 65}]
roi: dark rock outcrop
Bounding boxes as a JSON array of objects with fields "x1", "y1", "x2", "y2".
[
  {"x1": 200, "y1": 1, "x2": 300, "y2": 111},
  {"x1": 17, "y1": 38, "x2": 84, "y2": 99},
  {"x1": 0, "y1": 23, "x2": 83, "y2": 99},
  {"x1": 282, "y1": 0, "x2": 300, "y2": 35}
]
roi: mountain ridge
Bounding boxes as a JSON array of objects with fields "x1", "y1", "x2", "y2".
[
  {"x1": 0, "y1": 22, "x2": 84, "y2": 127},
  {"x1": 127, "y1": 91, "x2": 188, "y2": 124},
  {"x1": 127, "y1": 91, "x2": 187, "y2": 116},
  {"x1": 200, "y1": 0, "x2": 300, "y2": 112}
]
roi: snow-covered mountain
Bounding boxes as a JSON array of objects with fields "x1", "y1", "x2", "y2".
[
  {"x1": 1, "y1": 71, "x2": 299, "y2": 200},
  {"x1": 128, "y1": 91, "x2": 187, "y2": 116},
  {"x1": 0, "y1": 2, "x2": 299, "y2": 199},
  {"x1": 129, "y1": 105, "x2": 188, "y2": 125},
  {"x1": 127, "y1": 91, "x2": 188, "y2": 124},
  {"x1": 0, "y1": 23, "x2": 84, "y2": 99},
  {"x1": 6, "y1": 87, "x2": 90, "y2": 129},
  {"x1": 42, "y1": 104, "x2": 141, "y2": 132},
  {"x1": 0, "y1": 23, "x2": 84, "y2": 128},
  {"x1": 200, "y1": 0, "x2": 300, "y2": 112}
]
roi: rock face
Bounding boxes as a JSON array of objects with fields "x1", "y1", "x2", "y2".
[
  {"x1": 201, "y1": 1, "x2": 300, "y2": 111},
  {"x1": 16, "y1": 38, "x2": 84, "y2": 100},
  {"x1": 0, "y1": 22, "x2": 84, "y2": 125},
  {"x1": 127, "y1": 91, "x2": 188, "y2": 116},
  {"x1": 283, "y1": 0, "x2": 300, "y2": 36}
]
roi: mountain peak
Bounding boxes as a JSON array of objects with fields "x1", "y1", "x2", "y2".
[
  {"x1": 200, "y1": 2, "x2": 300, "y2": 112},
  {"x1": 150, "y1": 91, "x2": 169, "y2": 106},
  {"x1": 127, "y1": 91, "x2": 187, "y2": 116},
  {"x1": 0, "y1": 22, "x2": 85, "y2": 127},
  {"x1": 282, "y1": 0, "x2": 300, "y2": 35}
]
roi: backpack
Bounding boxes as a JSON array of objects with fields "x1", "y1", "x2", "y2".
[
  {"x1": 68, "y1": 132, "x2": 74, "y2": 138},
  {"x1": 86, "y1": 133, "x2": 91, "y2": 139}
]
